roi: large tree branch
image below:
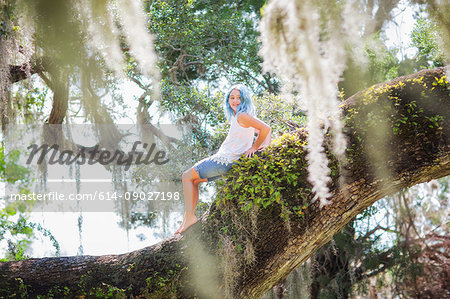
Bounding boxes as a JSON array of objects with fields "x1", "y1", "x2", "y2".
[
  {"x1": 0, "y1": 68, "x2": 448, "y2": 298},
  {"x1": 12, "y1": 55, "x2": 70, "y2": 125},
  {"x1": 8, "y1": 57, "x2": 51, "y2": 84},
  {"x1": 46, "y1": 72, "x2": 69, "y2": 125}
]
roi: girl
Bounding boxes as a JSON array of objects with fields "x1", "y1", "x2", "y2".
[{"x1": 175, "y1": 84, "x2": 271, "y2": 234}]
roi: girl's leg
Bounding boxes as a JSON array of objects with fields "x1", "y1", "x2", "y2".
[
  {"x1": 175, "y1": 167, "x2": 207, "y2": 234},
  {"x1": 192, "y1": 177, "x2": 206, "y2": 208}
]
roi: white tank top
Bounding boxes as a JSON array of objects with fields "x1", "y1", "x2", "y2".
[{"x1": 210, "y1": 115, "x2": 255, "y2": 165}]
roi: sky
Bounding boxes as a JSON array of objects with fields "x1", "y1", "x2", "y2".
[{"x1": 383, "y1": 0, "x2": 421, "y2": 59}]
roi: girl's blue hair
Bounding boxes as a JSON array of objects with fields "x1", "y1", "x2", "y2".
[{"x1": 223, "y1": 84, "x2": 256, "y2": 121}]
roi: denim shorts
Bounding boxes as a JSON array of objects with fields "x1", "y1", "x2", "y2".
[{"x1": 193, "y1": 158, "x2": 237, "y2": 182}]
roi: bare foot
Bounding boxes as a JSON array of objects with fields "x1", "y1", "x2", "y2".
[
  {"x1": 174, "y1": 218, "x2": 186, "y2": 235},
  {"x1": 175, "y1": 215, "x2": 198, "y2": 234}
]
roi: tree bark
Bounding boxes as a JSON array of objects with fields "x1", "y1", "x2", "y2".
[
  {"x1": 0, "y1": 67, "x2": 449, "y2": 298},
  {"x1": 8, "y1": 56, "x2": 70, "y2": 125},
  {"x1": 8, "y1": 57, "x2": 50, "y2": 84}
]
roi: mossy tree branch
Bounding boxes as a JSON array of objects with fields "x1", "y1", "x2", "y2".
[{"x1": 0, "y1": 67, "x2": 448, "y2": 298}]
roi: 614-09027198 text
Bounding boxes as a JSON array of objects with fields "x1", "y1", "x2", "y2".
[{"x1": 8, "y1": 191, "x2": 180, "y2": 201}]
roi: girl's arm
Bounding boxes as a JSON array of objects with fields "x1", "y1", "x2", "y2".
[
  {"x1": 237, "y1": 113, "x2": 271, "y2": 157},
  {"x1": 254, "y1": 128, "x2": 272, "y2": 150}
]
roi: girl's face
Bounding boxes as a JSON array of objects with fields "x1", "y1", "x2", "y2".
[{"x1": 228, "y1": 89, "x2": 241, "y2": 114}]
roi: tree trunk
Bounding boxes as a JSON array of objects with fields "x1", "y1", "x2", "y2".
[{"x1": 1, "y1": 67, "x2": 449, "y2": 298}]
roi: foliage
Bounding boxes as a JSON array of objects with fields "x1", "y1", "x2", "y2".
[
  {"x1": 0, "y1": 0, "x2": 17, "y2": 40},
  {"x1": 0, "y1": 146, "x2": 32, "y2": 261},
  {"x1": 0, "y1": 146, "x2": 59, "y2": 261},
  {"x1": 253, "y1": 92, "x2": 306, "y2": 135},
  {"x1": 365, "y1": 37, "x2": 402, "y2": 85},
  {"x1": 142, "y1": 265, "x2": 186, "y2": 299},
  {"x1": 218, "y1": 130, "x2": 313, "y2": 217},
  {"x1": 146, "y1": 0, "x2": 273, "y2": 92},
  {"x1": 349, "y1": 177, "x2": 450, "y2": 298},
  {"x1": 410, "y1": 17, "x2": 446, "y2": 69},
  {"x1": 159, "y1": 80, "x2": 226, "y2": 151},
  {"x1": 211, "y1": 129, "x2": 317, "y2": 296}
]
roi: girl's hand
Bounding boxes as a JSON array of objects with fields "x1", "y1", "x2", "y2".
[{"x1": 244, "y1": 146, "x2": 258, "y2": 158}]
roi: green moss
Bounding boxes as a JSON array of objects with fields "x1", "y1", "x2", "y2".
[
  {"x1": 216, "y1": 128, "x2": 314, "y2": 222},
  {"x1": 343, "y1": 73, "x2": 448, "y2": 178},
  {"x1": 141, "y1": 265, "x2": 186, "y2": 299},
  {"x1": 354, "y1": 76, "x2": 449, "y2": 135}
]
